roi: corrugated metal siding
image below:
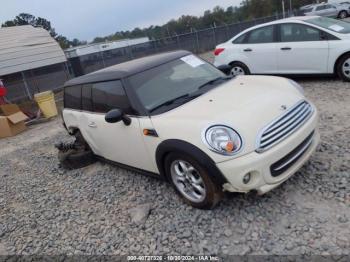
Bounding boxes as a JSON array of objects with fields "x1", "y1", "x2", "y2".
[{"x1": 0, "y1": 25, "x2": 67, "y2": 76}]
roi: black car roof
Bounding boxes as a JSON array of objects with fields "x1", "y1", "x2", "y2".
[{"x1": 64, "y1": 50, "x2": 191, "y2": 87}]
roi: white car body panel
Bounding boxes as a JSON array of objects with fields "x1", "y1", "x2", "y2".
[
  {"x1": 236, "y1": 43, "x2": 278, "y2": 73},
  {"x1": 63, "y1": 109, "x2": 156, "y2": 172},
  {"x1": 275, "y1": 40, "x2": 329, "y2": 73},
  {"x1": 214, "y1": 16, "x2": 350, "y2": 75}
]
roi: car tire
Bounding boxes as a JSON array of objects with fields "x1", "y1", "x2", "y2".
[
  {"x1": 337, "y1": 54, "x2": 350, "y2": 82},
  {"x1": 229, "y1": 62, "x2": 250, "y2": 76},
  {"x1": 164, "y1": 152, "x2": 223, "y2": 209},
  {"x1": 338, "y1": 11, "x2": 348, "y2": 19}
]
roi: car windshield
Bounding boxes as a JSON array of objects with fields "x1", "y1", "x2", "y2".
[
  {"x1": 128, "y1": 55, "x2": 227, "y2": 113},
  {"x1": 306, "y1": 17, "x2": 350, "y2": 34}
]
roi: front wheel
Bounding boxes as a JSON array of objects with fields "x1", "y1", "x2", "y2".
[
  {"x1": 337, "y1": 54, "x2": 350, "y2": 82},
  {"x1": 229, "y1": 62, "x2": 250, "y2": 76},
  {"x1": 165, "y1": 153, "x2": 222, "y2": 209},
  {"x1": 338, "y1": 11, "x2": 348, "y2": 19}
]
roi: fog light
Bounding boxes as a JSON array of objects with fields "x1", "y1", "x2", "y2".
[{"x1": 243, "y1": 173, "x2": 251, "y2": 184}]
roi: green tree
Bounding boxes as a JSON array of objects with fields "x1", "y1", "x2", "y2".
[{"x1": 55, "y1": 35, "x2": 70, "y2": 49}]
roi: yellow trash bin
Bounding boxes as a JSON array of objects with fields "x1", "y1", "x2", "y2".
[{"x1": 34, "y1": 91, "x2": 58, "y2": 118}]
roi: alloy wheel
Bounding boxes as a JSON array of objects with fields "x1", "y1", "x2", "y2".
[
  {"x1": 231, "y1": 66, "x2": 245, "y2": 76},
  {"x1": 339, "y1": 11, "x2": 347, "y2": 19},
  {"x1": 170, "y1": 160, "x2": 206, "y2": 203},
  {"x1": 342, "y1": 58, "x2": 350, "y2": 78}
]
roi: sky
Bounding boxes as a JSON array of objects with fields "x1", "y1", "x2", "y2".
[{"x1": 1, "y1": 0, "x2": 242, "y2": 41}]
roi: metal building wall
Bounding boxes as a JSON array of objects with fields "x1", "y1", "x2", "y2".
[{"x1": 0, "y1": 25, "x2": 68, "y2": 101}]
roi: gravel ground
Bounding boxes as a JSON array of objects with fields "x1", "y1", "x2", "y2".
[{"x1": 0, "y1": 72, "x2": 349, "y2": 256}]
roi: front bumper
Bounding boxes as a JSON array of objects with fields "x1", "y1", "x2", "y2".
[{"x1": 217, "y1": 111, "x2": 319, "y2": 194}]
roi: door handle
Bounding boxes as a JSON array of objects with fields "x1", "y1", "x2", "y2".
[
  {"x1": 88, "y1": 122, "x2": 97, "y2": 128},
  {"x1": 281, "y1": 47, "x2": 292, "y2": 51},
  {"x1": 243, "y1": 48, "x2": 253, "y2": 52}
]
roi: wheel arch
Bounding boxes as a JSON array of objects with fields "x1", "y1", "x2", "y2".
[
  {"x1": 228, "y1": 60, "x2": 251, "y2": 74},
  {"x1": 334, "y1": 51, "x2": 350, "y2": 75},
  {"x1": 338, "y1": 10, "x2": 348, "y2": 17},
  {"x1": 155, "y1": 139, "x2": 228, "y2": 187},
  {"x1": 229, "y1": 60, "x2": 248, "y2": 67},
  {"x1": 67, "y1": 125, "x2": 80, "y2": 135}
]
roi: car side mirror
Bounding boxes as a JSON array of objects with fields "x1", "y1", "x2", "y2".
[
  {"x1": 105, "y1": 109, "x2": 131, "y2": 126},
  {"x1": 217, "y1": 64, "x2": 232, "y2": 76}
]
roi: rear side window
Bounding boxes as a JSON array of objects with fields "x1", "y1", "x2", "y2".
[
  {"x1": 82, "y1": 84, "x2": 93, "y2": 111},
  {"x1": 326, "y1": 4, "x2": 336, "y2": 9},
  {"x1": 232, "y1": 34, "x2": 246, "y2": 44},
  {"x1": 64, "y1": 85, "x2": 81, "y2": 110},
  {"x1": 92, "y1": 80, "x2": 131, "y2": 113},
  {"x1": 303, "y1": 8, "x2": 313, "y2": 13},
  {"x1": 316, "y1": 5, "x2": 326, "y2": 11},
  {"x1": 246, "y1": 26, "x2": 275, "y2": 44}
]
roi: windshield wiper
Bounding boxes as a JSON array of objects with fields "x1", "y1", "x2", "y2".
[
  {"x1": 149, "y1": 77, "x2": 232, "y2": 113},
  {"x1": 149, "y1": 93, "x2": 201, "y2": 113},
  {"x1": 197, "y1": 76, "x2": 232, "y2": 90}
]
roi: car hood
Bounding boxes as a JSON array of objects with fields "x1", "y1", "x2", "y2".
[
  {"x1": 150, "y1": 75, "x2": 306, "y2": 163},
  {"x1": 339, "y1": 33, "x2": 350, "y2": 39}
]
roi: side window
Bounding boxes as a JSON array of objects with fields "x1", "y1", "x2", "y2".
[
  {"x1": 316, "y1": 6, "x2": 325, "y2": 11},
  {"x1": 280, "y1": 24, "x2": 321, "y2": 42},
  {"x1": 232, "y1": 34, "x2": 246, "y2": 44},
  {"x1": 246, "y1": 26, "x2": 274, "y2": 44},
  {"x1": 64, "y1": 85, "x2": 81, "y2": 110},
  {"x1": 326, "y1": 4, "x2": 336, "y2": 9},
  {"x1": 92, "y1": 80, "x2": 131, "y2": 113},
  {"x1": 82, "y1": 84, "x2": 93, "y2": 111},
  {"x1": 303, "y1": 8, "x2": 313, "y2": 13}
]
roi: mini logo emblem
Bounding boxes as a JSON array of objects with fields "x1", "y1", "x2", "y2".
[{"x1": 281, "y1": 105, "x2": 287, "y2": 110}]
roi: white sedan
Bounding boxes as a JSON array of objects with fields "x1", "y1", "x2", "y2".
[{"x1": 214, "y1": 16, "x2": 350, "y2": 81}]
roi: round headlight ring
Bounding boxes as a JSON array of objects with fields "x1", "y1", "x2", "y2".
[{"x1": 204, "y1": 125, "x2": 243, "y2": 155}]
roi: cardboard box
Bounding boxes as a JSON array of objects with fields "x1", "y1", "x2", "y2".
[
  {"x1": 0, "y1": 104, "x2": 22, "y2": 115},
  {"x1": 0, "y1": 104, "x2": 28, "y2": 139}
]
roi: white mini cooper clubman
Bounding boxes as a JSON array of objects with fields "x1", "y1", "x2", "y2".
[{"x1": 60, "y1": 50, "x2": 320, "y2": 209}]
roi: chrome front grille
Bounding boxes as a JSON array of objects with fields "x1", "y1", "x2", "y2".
[
  {"x1": 256, "y1": 100, "x2": 313, "y2": 153},
  {"x1": 270, "y1": 131, "x2": 314, "y2": 177}
]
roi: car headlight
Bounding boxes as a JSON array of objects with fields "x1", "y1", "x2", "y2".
[
  {"x1": 288, "y1": 79, "x2": 304, "y2": 95},
  {"x1": 203, "y1": 125, "x2": 242, "y2": 155}
]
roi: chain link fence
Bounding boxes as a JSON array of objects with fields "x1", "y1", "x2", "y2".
[
  {"x1": 2, "y1": 13, "x2": 287, "y2": 102},
  {"x1": 71, "y1": 13, "x2": 287, "y2": 76},
  {"x1": 2, "y1": 63, "x2": 69, "y2": 102}
]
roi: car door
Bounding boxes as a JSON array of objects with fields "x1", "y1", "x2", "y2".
[
  {"x1": 276, "y1": 23, "x2": 329, "y2": 74},
  {"x1": 81, "y1": 80, "x2": 155, "y2": 172},
  {"x1": 323, "y1": 4, "x2": 338, "y2": 17},
  {"x1": 237, "y1": 25, "x2": 278, "y2": 74},
  {"x1": 314, "y1": 5, "x2": 327, "y2": 16}
]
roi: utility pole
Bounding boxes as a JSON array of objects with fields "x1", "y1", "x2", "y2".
[
  {"x1": 282, "y1": 0, "x2": 286, "y2": 18},
  {"x1": 166, "y1": 26, "x2": 171, "y2": 38},
  {"x1": 289, "y1": 0, "x2": 293, "y2": 16}
]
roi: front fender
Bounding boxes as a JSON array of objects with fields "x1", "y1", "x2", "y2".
[{"x1": 155, "y1": 139, "x2": 228, "y2": 187}]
